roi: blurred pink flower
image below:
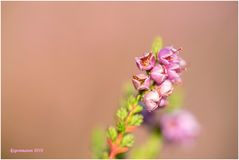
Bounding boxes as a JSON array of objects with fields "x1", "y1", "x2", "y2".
[
  {"x1": 160, "y1": 110, "x2": 200, "y2": 144},
  {"x1": 135, "y1": 52, "x2": 155, "y2": 71}
]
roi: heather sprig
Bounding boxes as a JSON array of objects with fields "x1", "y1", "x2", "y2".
[{"x1": 104, "y1": 37, "x2": 189, "y2": 159}]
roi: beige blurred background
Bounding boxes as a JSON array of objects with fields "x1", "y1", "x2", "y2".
[{"x1": 2, "y1": 2, "x2": 238, "y2": 159}]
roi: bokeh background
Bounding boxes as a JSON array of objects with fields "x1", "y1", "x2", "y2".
[{"x1": 2, "y1": 1, "x2": 238, "y2": 159}]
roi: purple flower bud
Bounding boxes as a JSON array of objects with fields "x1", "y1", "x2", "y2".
[
  {"x1": 160, "y1": 110, "x2": 200, "y2": 144},
  {"x1": 143, "y1": 90, "x2": 160, "y2": 112},
  {"x1": 158, "y1": 47, "x2": 182, "y2": 65},
  {"x1": 132, "y1": 74, "x2": 150, "y2": 91},
  {"x1": 155, "y1": 80, "x2": 173, "y2": 96},
  {"x1": 150, "y1": 64, "x2": 167, "y2": 84},
  {"x1": 135, "y1": 52, "x2": 155, "y2": 71}
]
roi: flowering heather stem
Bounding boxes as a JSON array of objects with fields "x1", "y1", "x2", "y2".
[{"x1": 105, "y1": 37, "x2": 188, "y2": 159}]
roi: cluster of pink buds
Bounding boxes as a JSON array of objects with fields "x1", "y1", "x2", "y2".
[{"x1": 132, "y1": 46, "x2": 186, "y2": 112}]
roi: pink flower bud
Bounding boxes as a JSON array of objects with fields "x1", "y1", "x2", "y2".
[
  {"x1": 158, "y1": 46, "x2": 181, "y2": 65},
  {"x1": 150, "y1": 64, "x2": 167, "y2": 84},
  {"x1": 143, "y1": 90, "x2": 160, "y2": 112},
  {"x1": 135, "y1": 52, "x2": 155, "y2": 71},
  {"x1": 166, "y1": 63, "x2": 182, "y2": 84},
  {"x1": 155, "y1": 80, "x2": 173, "y2": 96},
  {"x1": 158, "y1": 97, "x2": 168, "y2": 107},
  {"x1": 132, "y1": 74, "x2": 150, "y2": 91}
]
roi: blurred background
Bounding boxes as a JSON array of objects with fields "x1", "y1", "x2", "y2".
[{"x1": 2, "y1": 2, "x2": 238, "y2": 159}]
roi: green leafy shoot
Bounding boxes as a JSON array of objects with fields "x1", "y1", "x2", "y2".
[
  {"x1": 151, "y1": 37, "x2": 163, "y2": 56},
  {"x1": 107, "y1": 91, "x2": 144, "y2": 158}
]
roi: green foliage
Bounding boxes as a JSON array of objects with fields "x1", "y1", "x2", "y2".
[
  {"x1": 129, "y1": 130, "x2": 163, "y2": 159},
  {"x1": 127, "y1": 96, "x2": 137, "y2": 108},
  {"x1": 117, "y1": 121, "x2": 126, "y2": 133},
  {"x1": 128, "y1": 114, "x2": 143, "y2": 126},
  {"x1": 166, "y1": 86, "x2": 184, "y2": 112},
  {"x1": 151, "y1": 37, "x2": 163, "y2": 56},
  {"x1": 91, "y1": 127, "x2": 107, "y2": 158},
  {"x1": 121, "y1": 134, "x2": 134, "y2": 147},
  {"x1": 107, "y1": 127, "x2": 118, "y2": 141},
  {"x1": 117, "y1": 107, "x2": 128, "y2": 121}
]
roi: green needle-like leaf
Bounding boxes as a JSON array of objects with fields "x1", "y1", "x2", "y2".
[
  {"x1": 121, "y1": 134, "x2": 134, "y2": 147},
  {"x1": 117, "y1": 121, "x2": 126, "y2": 133},
  {"x1": 128, "y1": 114, "x2": 143, "y2": 126},
  {"x1": 107, "y1": 127, "x2": 118, "y2": 141},
  {"x1": 117, "y1": 107, "x2": 128, "y2": 121}
]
